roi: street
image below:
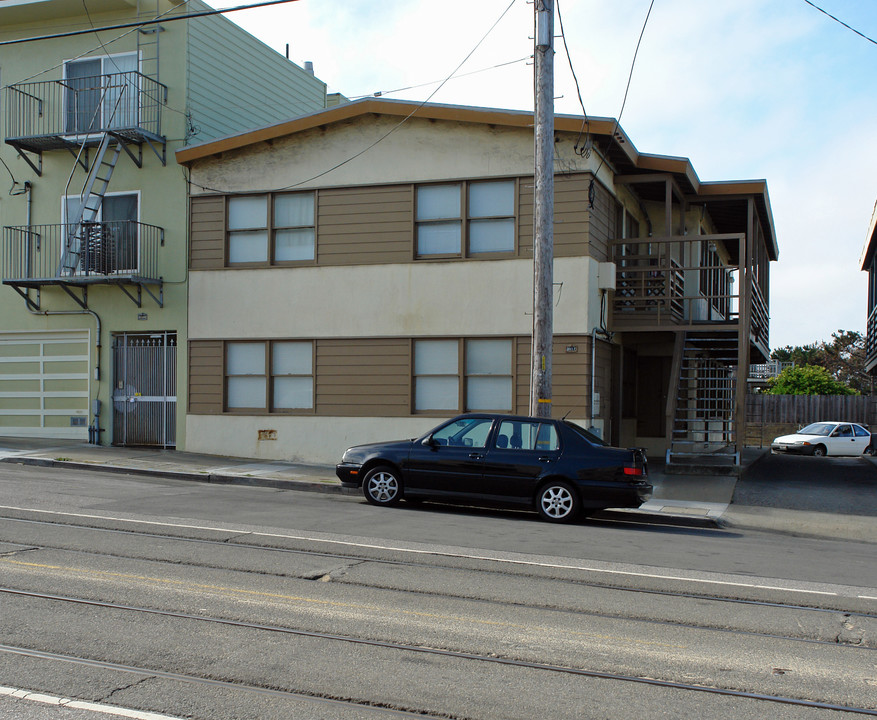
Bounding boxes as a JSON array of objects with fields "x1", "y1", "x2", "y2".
[{"x1": 0, "y1": 462, "x2": 874, "y2": 719}]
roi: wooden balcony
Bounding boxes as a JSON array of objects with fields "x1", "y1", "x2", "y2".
[{"x1": 610, "y1": 234, "x2": 769, "y2": 359}]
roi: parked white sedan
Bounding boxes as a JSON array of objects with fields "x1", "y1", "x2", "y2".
[{"x1": 771, "y1": 422, "x2": 871, "y2": 457}]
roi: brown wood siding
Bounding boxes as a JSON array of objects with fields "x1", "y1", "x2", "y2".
[
  {"x1": 515, "y1": 335, "x2": 590, "y2": 417},
  {"x1": 315, "y1": 338, "x2": 410, "y2": 415},
  {"x1": 317, "y1": 186, "x2": 414, "y2": 265},
  {"x1": 518, "y1": 175, "x2": 591, "y2": 258},
  {"x1": 188, "y1": 340, "x2": 224, "y2": 414},
  {"x1": 190, "y1": 196, "x2": 226, "y2": 270},
  {"x1": 587, "y1": 181, "x2": 615, "y2": 262}
]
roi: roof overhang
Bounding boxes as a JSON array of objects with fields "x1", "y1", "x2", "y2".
[{"x1": 175, "y1": 97, "x2": 778, "y2": 260}]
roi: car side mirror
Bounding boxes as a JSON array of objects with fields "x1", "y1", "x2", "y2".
[{"x1": 423, "y1": 435, "x2": 438, "y2": 448}]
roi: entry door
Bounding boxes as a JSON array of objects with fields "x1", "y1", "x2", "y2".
[{"x1": 112, "y1": 332, "x2": 176, "y2": 447}]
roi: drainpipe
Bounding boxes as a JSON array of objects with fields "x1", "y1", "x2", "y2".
[{"x1": 27, "y1": 305, "x2": 103, "y2": 444}]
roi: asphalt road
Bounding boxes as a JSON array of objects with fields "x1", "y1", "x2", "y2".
[
  {"x1": 0, "y1": 463, "x2": 874, "y2": 720},
  {"x1": 733, "y1": 454, "x2": 877, "y2": 515}
]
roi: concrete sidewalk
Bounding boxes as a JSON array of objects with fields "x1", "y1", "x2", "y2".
[{"x1": 0, "y1": 437, "x2": 874, "y2": 543}]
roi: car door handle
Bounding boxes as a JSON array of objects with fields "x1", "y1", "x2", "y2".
[
  {"x1": 538, "y1": 456, "x2": 553, "y2": 463},
  {"x1": 469, "y1": 453, "x2": 484, "y2": 460}
]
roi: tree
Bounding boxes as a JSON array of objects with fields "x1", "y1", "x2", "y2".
[
  {"x1": 766, "y1": 365, "x2": 859, "y2": 396},
  {"x1": 770, "y1": 330, "x2": 870, "y2": 394}
]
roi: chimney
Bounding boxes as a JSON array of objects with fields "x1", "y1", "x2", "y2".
[{"x1": 304, "y1": 61, "x2": 314, "y2": 75}]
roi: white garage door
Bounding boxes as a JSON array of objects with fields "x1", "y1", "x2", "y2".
[{"x1": 0, "y1": 331, "x2": 90, "y2": 439}]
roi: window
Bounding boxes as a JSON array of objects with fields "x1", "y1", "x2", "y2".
[
  {"x1": 64, "y1": 53, "x2": 138, "y2": 134},
  {"x1": 272, "y1": 341, "x2": 313, "y2": 410},
  {"x1": 469, "y1": 181, "x2": 515, "y2": 253},
  {"x1": 416, "y1": 180, "x2": 516, "y2": 257},
  {"x1": 495, "y1": 420, "x2": 558, "y2": 451},
  {"x1": 227, "y1": 192, "x2": 315, "y2": 265},
  {"x1": 432, "y1": 417, "x2": 493, "y2": 448},
  {"x1": 413, "y1": 339, "x2": 512, "y2": 412},
  {"x1": 63, "y1": 192, "x2": 139, "y2": 274},
  {"x1": 416, "y1": 184, "x2": 461, "y2": 255},
  {"x1": 225, "y1": 340, "x2": 314, "y2": 411}
]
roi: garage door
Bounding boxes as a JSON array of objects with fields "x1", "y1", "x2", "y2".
[{"x1": 0, "y1": 331, "x2": 90, "y2": 439}]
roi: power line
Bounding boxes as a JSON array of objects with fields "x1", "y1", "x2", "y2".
[
  {"x1": 0, "y1": 0, "x2": 303, "y2": 47},
  {"x1": 191, "y1": 0, "x2": 519, "y2": 195},
  {"x1": 346, "y1": 56, "x2": 531, "y2": 100},
  {"x1": 589, "y1": 0, "x2": 655, "y2": 208},
  {"x1": 555, "y1": 0, "x2": 589, "y2": 158},
  {"x1": 803, "y1": 0, "x2": 877, "y2": 46}
]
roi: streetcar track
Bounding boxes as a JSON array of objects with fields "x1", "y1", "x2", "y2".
[
  {"x1": 0, "y1": 644, "x2": 445, "y2": 719},
  {"x1": 1, "y1": 605, "x2": 875, "y2": 720},
  {"x1": 2, "y1": 513, "x2": 876, "y2": 623}
]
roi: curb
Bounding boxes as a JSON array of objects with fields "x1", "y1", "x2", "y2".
[{"x1": 2, "y1": 455, "x2": 718, "y2": 530}]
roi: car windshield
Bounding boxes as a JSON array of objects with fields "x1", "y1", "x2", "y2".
[
  {"x1": 797, "y1": 423, "x2": 835, "y2": 436},
  {"x1": 563, "y1": 420, "x2": 609, "y2": 446}
]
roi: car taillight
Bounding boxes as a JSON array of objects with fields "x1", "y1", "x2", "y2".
[{"x1": 623, "y1": 466, "x2": 644, "y2": 477}]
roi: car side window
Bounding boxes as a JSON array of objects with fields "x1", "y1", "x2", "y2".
[
  {"x1": 433, "y1": 417, "x2": 492, "y2": 448},
  {"x1": 854, "y1": 424, "x2": 869, "y2": 437},
  {"x1": 495, "y1": 421, "x2": 558, "y2": 451},
  {"x1": 836, "y1": 424, "x2": 853, "y2": 437}
]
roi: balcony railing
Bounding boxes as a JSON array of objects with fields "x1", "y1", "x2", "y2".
[
  {"x1": 2, "y1": 221, "x2": 164, "y2": 283},
  {"x1": 866, "y1": 305, "x2": 877, "y2": 373},
  {"x1": 611, "y1": 233, "x2": 771, "y2": 356},
  {"x1": 5, "y1": 71, "x2": 166, "y2": 153}
]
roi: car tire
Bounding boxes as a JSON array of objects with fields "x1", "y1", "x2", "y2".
[
  {"x1": 812, "y1": 445, "x2": 827, "y2": 457},
  {"x1": 537, "y1": 480, "x2": 580, "y2": 523},
  {"x1": 362, "y1": 466, "x2": 403, "y2": 507}
]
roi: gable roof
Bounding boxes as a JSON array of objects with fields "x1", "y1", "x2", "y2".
[{"x1": 176, "y1": 97, "x2": 777, "y2": 259}]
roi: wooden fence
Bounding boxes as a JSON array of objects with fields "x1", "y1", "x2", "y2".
[{"x1": 745, "y1": 394, "x2": 877, "y2": 447}]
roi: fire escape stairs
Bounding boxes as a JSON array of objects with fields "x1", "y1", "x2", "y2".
[{"x1": 666, "y1": 331, "x2": 740, "y2": 473}]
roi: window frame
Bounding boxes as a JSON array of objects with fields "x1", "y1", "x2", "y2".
[
  {"x1": 414, "y1": 179, "x2": 518, "y2": 260},
  {"x1": 225, "y1": 191, "x2": 317, "y2": 268},
  {"x1": 412, "y1": 337, "x2": 515, "y2": 415},
  {"x1": 224, "y1": 340, "x2": 315, "y2": 414}
]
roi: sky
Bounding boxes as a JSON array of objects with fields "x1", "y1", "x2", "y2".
[{"x1": 212, "y1": 0, "x2": 877, "y2": 351}]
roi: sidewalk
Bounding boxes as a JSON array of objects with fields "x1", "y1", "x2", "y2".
[{"x1": 1, "y1": 437, "x2": 874, "y2": 542}]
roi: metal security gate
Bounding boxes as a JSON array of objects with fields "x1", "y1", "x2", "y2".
[{"x1": 112, "y1": 332, "x2": 176, "y2": 447}]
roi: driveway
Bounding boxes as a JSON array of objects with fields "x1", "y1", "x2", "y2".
[{"x1": 733, "y1": 452, "x2": 877, "y2": 516}]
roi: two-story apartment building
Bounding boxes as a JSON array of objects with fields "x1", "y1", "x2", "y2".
[
  {"x1": 0, "y1": 0, "x2": 327, "y2": 447},
  {"x1": 177, "y1": 99, "x2": 777, "y2": 466}
]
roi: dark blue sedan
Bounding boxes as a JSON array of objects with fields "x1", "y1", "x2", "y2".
[{"x1": 336, "y1": 413, "x2": 651, "y2": 523}]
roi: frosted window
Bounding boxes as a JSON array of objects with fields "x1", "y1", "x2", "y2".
[
  {"x1": 227, "y1": 376, "x2": 266, "y2": 408},
  {"x1": 466, "y1": 339, "x2": 511, "y2": 375},
  {"x1": 467, "y1": 377, "x2": 512, "y2": 411},
  {"x1": 228, "y1": 230, "x2": 268, "y2": 263},
  {"x1": 415, "y1": 340, "x2": 458, "y2": 374},
  {"x1": 275, "y1": 229, "x2": 315, "y2": 261},
  {"x1": 416, "y1": 377, "x2": 459, "y2": 411},
  {"x1": 469, "y1": 181, "x2": 514, "y2": 217},
  {"x1": 227, "y1": 343, "x2": 264, "y2": 374},
  {"x1": 274, "y1": 376, "x2": 313, "y2": 409},
  {"x1": 228, "y1": 195, "x2": 267, "y2": 230},
  {"x1": 469, "y1": 218, "x2": 514, "y2": 253},
  {"x1": 273, "y1": 342, "x2": 312, "y2": 374},
  {"x1": 417, "y1": 221, "x2": 461, "y2": 255},
  {"x1": 416, "y1": 184, "x2": 460, "y2": 220},
  {"x1": 275, "y1": 193, "x2": 314, "y2": 227}
]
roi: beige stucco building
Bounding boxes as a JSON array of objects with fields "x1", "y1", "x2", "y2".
[{"x1": 178, "y1": 99, "x2": 777, "y2": 466}]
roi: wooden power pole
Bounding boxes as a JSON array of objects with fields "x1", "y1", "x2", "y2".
[{"x1": 530, "y1": 0, "x2": 555, "y2": 418}]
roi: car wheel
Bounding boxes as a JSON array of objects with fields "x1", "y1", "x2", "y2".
[
  {"x1": 362, "y1": 466, "x2": 402, "y2": 506},
  {"x1": 537, "y1": 481, "x2": 580, "y2": 523},
  {"x1": 812, "y1": 445, "x2": 827, "y2": 457}
]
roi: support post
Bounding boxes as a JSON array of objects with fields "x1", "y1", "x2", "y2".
[{"x1": 530, "y1": 0, "x2": 555, "y2": 418}]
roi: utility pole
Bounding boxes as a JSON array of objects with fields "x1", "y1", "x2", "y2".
[{"x1": 530, "y1": 0, "x2": 554, "y2": 418}]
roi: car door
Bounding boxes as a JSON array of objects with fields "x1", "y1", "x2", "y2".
[
  {"x1": 479, "y1": 420, "x2": 560, "y2": 503},
  {"x1": 828, "y1": 424, "x2": 858, "y2": 456},
  {"x1": 852, "y1": 424, "x2": 871, "y2": 455},
  {"x1": 406, "y1": 416, "x2": 494, "y2": 497}
]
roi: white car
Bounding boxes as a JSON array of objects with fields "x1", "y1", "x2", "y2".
[{"x1": 771, "y1": 421, "x2": 871, "y2": 457}]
